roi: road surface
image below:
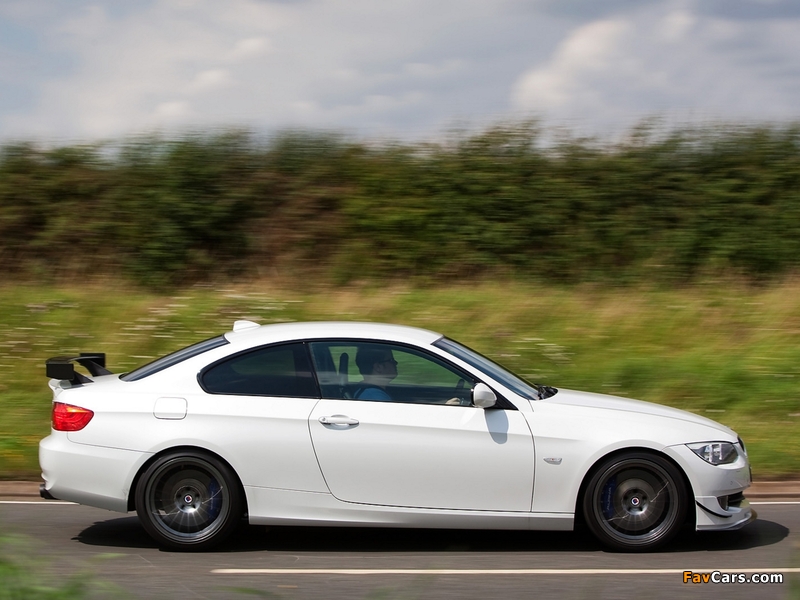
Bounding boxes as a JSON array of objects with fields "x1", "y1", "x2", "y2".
[{"x1": 1, "y1": 498, "x2": 797, "y2": 599}]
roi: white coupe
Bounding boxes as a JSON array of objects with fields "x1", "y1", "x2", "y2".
[{"x1": 39, "y1": 321, "x2": 754, "y2": 551}]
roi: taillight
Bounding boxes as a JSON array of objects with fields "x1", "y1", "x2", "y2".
[{"x1": 52, "y1": 402, "x2": 94, "y2": 431}]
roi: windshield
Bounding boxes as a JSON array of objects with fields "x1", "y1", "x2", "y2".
[
  {"x1": 120, "y1": 335, "x2": 229, "y2": 382},
  {"x1": 433, "y1": 337, "x2": 556, "y2": 401}
]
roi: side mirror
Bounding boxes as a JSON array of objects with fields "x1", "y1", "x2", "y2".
[{"x1": 472, "y1": 383, "x2": 497, "y2": 408}]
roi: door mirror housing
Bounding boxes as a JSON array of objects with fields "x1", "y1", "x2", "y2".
[{"x1": 472, "y1": 383, "x2": 497, "y2": 408}]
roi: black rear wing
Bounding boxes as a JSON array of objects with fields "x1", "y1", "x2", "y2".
[{"x1": 46, "y1": 354, "x2": 112, "y2": 385}]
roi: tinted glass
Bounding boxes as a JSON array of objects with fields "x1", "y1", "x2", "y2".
[
  {"x1": 202, "y1": 343, "x2": 318, "y2": 397},
  {"x1": 309, "y1": 341, "x2": 475, "y2": 405},
  {"x1": 434, "y1": 337, "x2": 549, "y2": 401}
]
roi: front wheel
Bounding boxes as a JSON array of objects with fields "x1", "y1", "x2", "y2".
[
  {"x1": 583, "y1": 452, "x2": 688, "y2": 551},
  {"x1": 135, "y1": 451, "x2": 243, "y2": 551}
]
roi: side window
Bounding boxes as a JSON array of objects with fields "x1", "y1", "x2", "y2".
[
  {"x1": 308, "y1": 341, "x2": 475, "y2": 405},
  {"x1": 202, "y1": 343, "x2": 318, "y2": 398}
]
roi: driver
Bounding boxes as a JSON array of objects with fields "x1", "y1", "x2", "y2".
[{"x1": 353, "y1": 346, "x2": 398, "y2": 401}]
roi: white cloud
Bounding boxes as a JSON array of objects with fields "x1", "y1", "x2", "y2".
[
  {"x1": 154, "y1": 100, "x2": 191, "y2": 118},
  {"x1": 0, "y1": 0, "x2": 569, "y2": 140},
  {"x1": 513, "y1": 19, "x2": 632, "y2": 109},
  {"x1": 402, "y1": 60, "x2": 465, "y2": 79},
  {"x1": 228, "y1": 37, "x2": 270, "y2": 61},
  {"x1": 0, "y1": 0, "x2": 798, "y2": 141},
  {"x1": 189, "y1": 69, "x2": 233, "y2": 92},
  {"x1": 661, "y1": 9, "x2": 696, "y2": 41},
  {"x1": 511, "y1": 1, "x2": 800, "y2": 132},
  {"x1": 2, "y1": 0, "x2": 289, "y2": 138}
]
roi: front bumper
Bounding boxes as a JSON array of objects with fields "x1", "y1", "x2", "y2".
[
  {"x1": 695, "y1": 491, "x2": 756, "y2": 531},
  {"x1": 665, "y1": 443, "x2": 755, "y2": 532}
]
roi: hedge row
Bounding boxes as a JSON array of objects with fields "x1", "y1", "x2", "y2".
[{"x1": 2, "y1": 123, "x2": 799, "y2": 287}]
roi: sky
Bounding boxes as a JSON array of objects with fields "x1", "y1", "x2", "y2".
[{"x1": 1, "y1": 0, "x2": 799, "y2": 143}]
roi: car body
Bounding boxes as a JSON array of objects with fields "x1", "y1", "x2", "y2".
[{"x1": 39, "y1": 320, "x2": 754, "y2": 551}]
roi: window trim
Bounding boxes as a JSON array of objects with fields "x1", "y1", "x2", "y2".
[
  {"x1": 121, "y1": 335, "x2": 229, "y2": 382},
  {"x1": 433, "y1": 337, "x2": 553, "y2": 402}
]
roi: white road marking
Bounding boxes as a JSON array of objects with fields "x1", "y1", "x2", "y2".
[
  {"x1": 0, "y1": 501, "x2": 76, "y2": 505},
  {"x1": 3, "y1": 500, "x2": 797, "y2": 506},
  {"x1": 212, "y1": 568, "x2": 800, "y2": 575}
]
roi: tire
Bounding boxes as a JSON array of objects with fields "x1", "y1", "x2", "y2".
[
  {"x1": 135, "y1": 451, "x2": 243, "y2": 551},
  {"x1": 582, "y1": 452, "x2": 688, "y2": 552}
]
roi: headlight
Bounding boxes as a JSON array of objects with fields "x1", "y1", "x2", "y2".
[{"x1": 687, "y1": 442, "x2": 739, "y2": 465}]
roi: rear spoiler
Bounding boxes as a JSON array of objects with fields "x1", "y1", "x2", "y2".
[{"x1": 46, "y1": 354, "x2": 112, "y2": 385}]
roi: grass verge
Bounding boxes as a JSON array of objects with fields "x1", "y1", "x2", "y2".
[{"x1": 1, "y1": 278, "x2": 799, "y2": 478}]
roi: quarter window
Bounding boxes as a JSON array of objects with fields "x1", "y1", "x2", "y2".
[{"x1": 201, "y1": 343, "x2": 318, "y2": 397}]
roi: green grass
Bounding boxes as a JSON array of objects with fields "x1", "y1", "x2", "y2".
[
  {"x1": 1, "y1": 278, "x2": 799, "y2": 478},
  {"x1": 0, "y1": 531, "x2": 123, "y2": 599}
]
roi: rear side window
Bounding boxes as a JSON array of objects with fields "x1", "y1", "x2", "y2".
[
  {"x1": 201, "y1": 343, "x2": 318, "y2": 398},
  {"x1": 121, "y1": 336, "x2": 229, "y2": 382}
]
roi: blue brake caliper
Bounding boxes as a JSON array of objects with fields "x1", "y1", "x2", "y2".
[
  {"x1": 601, "y1": 477, "x2": 617, "y2": 519},
  {"x1": 208, "y1": 478, "x2": 221, "y2": 520}
]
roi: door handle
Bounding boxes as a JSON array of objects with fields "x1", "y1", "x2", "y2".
[{"x1": 319, "y1": 415, "x2": 359, "y2": 426}]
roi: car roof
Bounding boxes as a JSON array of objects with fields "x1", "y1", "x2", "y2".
[{"x1": 223, "y1": 321, "x2": 443, "y2": 348}]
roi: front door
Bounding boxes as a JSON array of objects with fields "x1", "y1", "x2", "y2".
[{"x1": 307, "y1": 341, "x2": 535, "y2": 511}]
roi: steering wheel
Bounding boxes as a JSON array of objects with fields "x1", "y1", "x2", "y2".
[{"x1": 449, "y1": 379, "x2": 471, "y2": 406}]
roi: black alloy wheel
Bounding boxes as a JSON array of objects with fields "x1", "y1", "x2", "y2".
[
  {"x1": 583, "y1": 452, "x2": 688, "y2": 551},
  {"x1": 135, "y1": 451, "x2": 243, "y2": 551}
]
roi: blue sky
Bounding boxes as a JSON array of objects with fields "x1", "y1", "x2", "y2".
[{"x1": 1, "y1": 0, "x2": 799, "y2": 142}]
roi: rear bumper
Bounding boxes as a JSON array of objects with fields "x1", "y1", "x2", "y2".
[
  {"x1": 39, "y1": 484, "x2": 58, "y2": 500},
  {"x1": 39, "y1": 431, "x2": 150, "y2": 513}
]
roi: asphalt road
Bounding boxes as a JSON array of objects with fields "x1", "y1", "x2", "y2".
[{"x1": 1, "y1": 500, "x2": 798, "y2": 600}]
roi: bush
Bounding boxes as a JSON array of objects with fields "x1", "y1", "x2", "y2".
[{"x1": 2, "y1": 123, "x2": 799, "y2": 287}]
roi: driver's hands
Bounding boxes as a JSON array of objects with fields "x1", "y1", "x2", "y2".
[{"x1": 445, "y1": 397, "x2": 467, "y2": 406}]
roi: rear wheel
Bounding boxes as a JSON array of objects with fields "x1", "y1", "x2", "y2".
[
  {"x1": 135, "y1": 451, "x2": 243, "y2": 551},
  {"x1": 583, "y1": 452, "x2": 687, "y2": 551}
]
